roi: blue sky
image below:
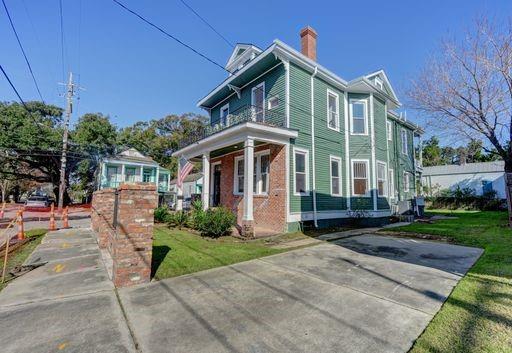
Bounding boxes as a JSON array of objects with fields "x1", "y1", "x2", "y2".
[{"x1": 2, "y1": 0, "x2": 512, "y2": 130}]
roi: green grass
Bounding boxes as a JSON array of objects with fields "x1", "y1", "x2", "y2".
[
  {"x1": 0, "y1": 229, "x2": 47, "y2": 291},
  {"x1": 152, "y1": 226, "x2": 311, "y2": 279},
  {"x1": 388, "y1": 211, "x2": 512, "y2": 353}
]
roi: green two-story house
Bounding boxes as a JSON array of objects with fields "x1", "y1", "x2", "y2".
[{"x1": 173, "y1": 27, "x2": 422, "y2": 237}]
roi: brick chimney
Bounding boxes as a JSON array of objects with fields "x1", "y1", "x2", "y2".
[{"x1": 300, "y1": 26, "x2": 317, "y2": 61}]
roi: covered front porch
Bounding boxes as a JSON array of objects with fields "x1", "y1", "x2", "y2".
[{"x1": 173, "y1": 121, "x2": 297, "y2": 237}]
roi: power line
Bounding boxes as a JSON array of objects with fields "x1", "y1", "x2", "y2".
[
  {"x1": 111, "y1": 0, "x2": 229, "y2": 73},
  {"x1": 0, "y1": 63, "x2": 46, "y2": 135},
  {"x1": 178, "y1": 0, "x2": 233, "y2": 48},
  {"x1": 1, "y1": 0, "x2": 44, "y2": 102}
]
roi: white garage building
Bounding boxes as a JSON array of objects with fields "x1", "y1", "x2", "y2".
[{"x1": 422, "y1": 161, "x2": 506, "y2": 199}]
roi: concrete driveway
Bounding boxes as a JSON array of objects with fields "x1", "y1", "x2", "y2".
[
  {"x1": 119, "y1": 234, "x2": 482, "y2": 353},
  {"x1": 0, "y1": 227, "x2": 482, "y2": 353}
]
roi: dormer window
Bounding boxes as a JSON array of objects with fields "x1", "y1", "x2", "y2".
[
  {"x1": 374, "y1": 77, "x2": 383, "y2": 90},
  {"x1": 225, "y1": 44, "x2": 263, "y2": 73}
]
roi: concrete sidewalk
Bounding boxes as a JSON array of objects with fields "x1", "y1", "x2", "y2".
[
  {"x1": 0, "y1": 228, "x2": 135, "y2": 353},
  {"x1": 0, "y1": 228, "x2": 482, "y2": 353}
]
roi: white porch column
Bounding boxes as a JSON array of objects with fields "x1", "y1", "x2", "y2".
[
  {"x1": 156, "y1": 168, "x2": 160, "y2": 191},
  {"x1": 202, "y1": 153, "x2": 210, "y2": 210},
  {"x1": 242, "y1": 138, "x2": 254, "y2": 222},
  {"x1": 139, "y1": 166, "x2": 144, "y2": 182},
  {"x1": 176, "y1": 161, "x2": 183, "y2": 211}
]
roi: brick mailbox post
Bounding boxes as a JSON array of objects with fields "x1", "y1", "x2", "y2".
[
  {"x1": 111, "y1": 183, "x2": 158, "y2": 287},
  {"x1": 91, "y1": 188, "x2": 116, "y2": 249}
]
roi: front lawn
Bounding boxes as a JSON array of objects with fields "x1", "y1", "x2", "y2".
[
  {"x1": 152, "y1": 226, "x2": 313, "y2": 279},
  {"x1": 0, "y1": 229, "x2": 47, "y2": 291},
  {"x1": 388, "y1": 211, "x2": 512, "y2": 353}
]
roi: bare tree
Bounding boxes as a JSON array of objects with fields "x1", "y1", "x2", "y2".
[
  {"x1": 409, "y1": 18, "x2": 512, "y2": 225},
  {"x1": 0, "y1": 179, "x2": 12, "y2": 203}
]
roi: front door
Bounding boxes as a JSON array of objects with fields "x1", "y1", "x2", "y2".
[
  {"x1": 251, "y1": 83, "x2": 265, "y2": 122},
  {"x1": 212, "y1": 164, "x2": 221, "y2": 207}
]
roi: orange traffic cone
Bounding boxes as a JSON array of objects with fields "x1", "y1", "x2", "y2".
[
  {"x1": 17, "y1": 209, "x2": 25, "y2": 240},
  {"x1": 49, "y1": 203, "x2": 56, "y2": 231},
  {"x1": 63, "y1": 206, "x2": 69, "y2": 229}
]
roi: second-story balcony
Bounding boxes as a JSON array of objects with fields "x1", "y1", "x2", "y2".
[{"x1": 179, "y1": 104, "x2": 286, "y2": 150}]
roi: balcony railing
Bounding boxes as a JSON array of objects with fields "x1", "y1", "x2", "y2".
[{"x1": 178, "y1": 104, "x2": 286, "y2": 149}]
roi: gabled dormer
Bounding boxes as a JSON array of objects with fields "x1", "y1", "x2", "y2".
[
  {"x1": 225, "y1": 44, "x2": 262, "y2": 74},
  {"x1": 365, "y1": 70, "x2": 399, "y2": 104}
]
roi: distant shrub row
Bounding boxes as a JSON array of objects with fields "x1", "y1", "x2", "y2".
[
  {"x1": 154, "y1": 201, "x2": 236, "y2": 238},
  {"x1": 426, "y1": 187, "x2": 506, "y2": 211}
]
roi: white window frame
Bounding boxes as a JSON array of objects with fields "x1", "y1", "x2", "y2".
[
  {"x1": 220, "y1": 103, "x2": 229, "y2": 126},
  {"x1": 293, "y1": 148, "x2": 310, "y2": 196},
  {"x1": 233, "y1": 156, "x2": 245, "y2": 195},
  {"x1": 329, "y1": 155, "x2": 342, "y2": 196},
  {"x1": 251, "y1": 82, "x2": 265, "y2": 121},
  {"x1": 387, "y1": 120, "x2": 393, "y2": 141},
  {"x1": 233, "y1": 150, "x2": 270, "y2": 196},
  {"x1": 376, "y1": 161, "x2": 388, "y2": 197},
  {"x1": 351, "y1": 159, "x2": 370, "y2": 197},
  {"x1": 403, "y1": 171, "x2": 410, "y2": 192},
  {"x1": 388, "y1": 168, "x2": 395, "y2": 199},
  {"x1": 267, "y1": 96, "x2": 279, "y2": 110},
  {"x1": 375, "y1": 77, "x2": 383, "y2": 90},
  {"x1": 349, "y1": 99, "x2": 368, "y2": 135},
  {"x1": 401, "y1": 128, "x2": 408, "y2": 155},
  {"x1": 327, "y1": 89, "x2": 340, "y2": 132}
]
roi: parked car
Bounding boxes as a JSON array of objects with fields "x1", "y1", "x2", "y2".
[{"x1": 25, "y1": 195, "x2": 50, "y2": 208}]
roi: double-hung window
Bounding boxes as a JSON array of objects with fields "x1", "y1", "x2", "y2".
[
  {"x1": 387, "y1": 121, "x2": 393, "y2": 141},
  {"x1": 401, "y1": 129, "x2": 408, "y2": 155},
  {"x1": 294, "y1": 149, "x2": 309, "y2": 196},
  {"x1": 388, "y1": 169, "x2": 395, "y2": 198},
  {"x1": 220, "y1": 104, "x2": 229, "y2": 126},
  {"x1": 330, "y1": 156, "x2": 342, "y2": 196},
  {"x1": 327, "y1": 90, "x2": 339, "y2": 131},
  {"x1": 377, "y1": 162, "x2": 387, "y2": 197},
  {"x1": 350, "y1": 99, "x2": 367, "y2": 135},
  {"x1": 352, "y1": 160, "x2": 369, "y2": 196},
  {"x1": 234, "y1": 151, "x2": 270, "y2": 195},
  {"x1": 403, "y1": 171, "x2": 410, "y2": 192}
]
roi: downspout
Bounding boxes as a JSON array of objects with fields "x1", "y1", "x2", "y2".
[{"x1": 311, "y1": 66, "x2": 318, "y2": 227}]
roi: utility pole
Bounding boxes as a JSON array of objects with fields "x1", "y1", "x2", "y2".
[{"x1": 57, "y1": 72, "x2": 75, "y2": 211}]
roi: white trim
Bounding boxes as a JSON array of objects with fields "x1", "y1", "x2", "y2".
[
  {"x1": 220, "y1": 103, "x2": 229, "y2": 126},
  {"x1": 388, "y1": 168, "x2": 395, "y2": 199},
  {"x1": 374, "y1": 76, "x2": 383, "y2": 90},
  {"x1": 343, "y1": 92, "x2": 351, "y2": 210},
  {"x1": 311, "y1": 67, "x2": 318, "y2": 227},
  {"x1": 349, "y1": 98, "x2": 368, "y2": 135},
  {"x1": 401, "y1": 128, "x2": 409, "y2": 155},
  {"x1": 376, "y1": 160, "x2": 388, "y2": 197},
  {"x1": 267, "y1": 96, "x2": 279, "y2": 110},
  {"x1": 351, "y1": 159, "x2": 370, "y2": 197},
  {"x1": 403, "y1": 171, "x2": 411, "y2": 193},
  {"x1": 293, "y1": 147, "x2": 310, "y2": 196},
  {"x1": 242, "y1": 138, "x2": 255, "y2": 221},
  {"x1": 233, "y1": 149, "x2": 270, "y2": 196},
  {"x1": 284, "y1": 60, "x2": 290, "y2": 128},
  {"x1": 387, "y1": 120, "x2": 393, "y2": 141},
  {"x1": 172, "y1": 121, "x2": 297, "y2": 158},
  {"x1": 207, "y1": 62, "x2": 283, "y2": 111},
  {"x1": 370, "y1": 93, "x2": 377, "y2": 210},
  {"x1": 225, "y1": 44, "x2": 262, "y2": 71},
  {"x1": 285, "y1": 143, "x2": 291, "y2": 223},
  {"x1": 329, "y1": 155, "x2": 342, "y2": 197},
  {"x1": 326, "y1": 89, "x2": 340, "y2": 132},
  {"x1": 251, "y1": 82, "x2": 266, "y2": 121},
  {"x1": 288, "y1": 209, "x2": 392, "y2": 222}
]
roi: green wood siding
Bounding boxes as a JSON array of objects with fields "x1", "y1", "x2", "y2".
[{"x1": 210, "y1": 64, "x2": 286, "y2": 125}]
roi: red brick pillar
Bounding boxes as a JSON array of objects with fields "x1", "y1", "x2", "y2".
[
  {"x1": 91, "y1": 189, "x2": 116, "y2": 249},
  {"x1": 112, "y1": 183, "x2": 157, "y2": 287}
]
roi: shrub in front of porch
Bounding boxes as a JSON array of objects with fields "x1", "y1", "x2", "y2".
[
  {"x1": 154, "y1": 206, "x2": 170, "y2": 223},
  {"x1": 195, "y1": 207, "x2": 236, "y2": 238}
]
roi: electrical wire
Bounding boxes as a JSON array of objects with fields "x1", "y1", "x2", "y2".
[
  {"x1": 1, "y1": 0, "x2": 44, "y2": 102},
  {"x1": 178, "y1": 0, "x2": 233, "y2": 48},
  {"x1": 111, "y1": 0, "x2": 229, "y2": 73}
]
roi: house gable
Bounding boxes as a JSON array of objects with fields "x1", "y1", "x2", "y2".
[{"x1": 225, "y1": 44, "x2": 262, "y2": 73}]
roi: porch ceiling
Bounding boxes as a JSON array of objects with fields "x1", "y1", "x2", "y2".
[{"x1": 173, "y1": 121, "x2": 298, "y2": 159}]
